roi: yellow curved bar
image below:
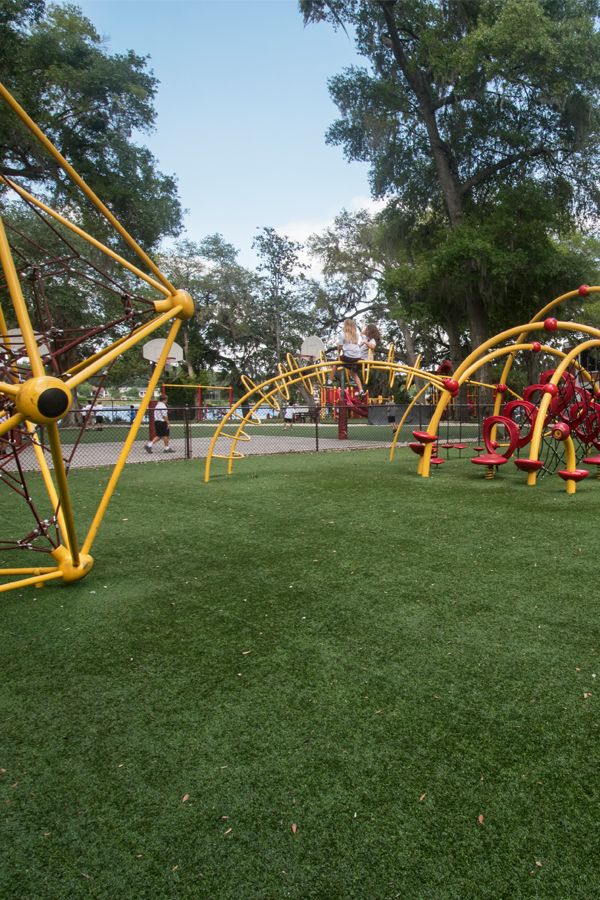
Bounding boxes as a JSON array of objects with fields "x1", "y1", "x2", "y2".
[
  {"x1": 489, "y1": 286, "x2": 600, "y2": 406},
  {"x1": 315, "y1": 352, "x2": 329, "y2": 386},
  {"x1": 387, "y1": 345, "x2": 396, "y2": 387},
  {"x1": 525, "y1": 336, "x2": 600, "y2": 491},
  {"x1": 230, "y1": 410, "x2": 261, "y2": 425},
  {"x1": 204, "y1": 358, "x2": 455, "y2": 481},
  {"x1": 362, "y1": 349, "x2": 373, "y2": 387},
  {"x1": 421, "y1": 321, "x2": 600, "y2": 477},
  {"x1": 241, "y1": 374, "x2": 281, "y2": 410},
  {"x1": 218, "y1": 430, "x2": 252, "y2": 442},
  {"x1": 405, "y1": 354, "x2": 422, "y2": 391},
  {"x1": 286, "y1": 353, "x2": 315, "y2": 395},
  {"x1": 274, "y1": 365, "x2": 291, "y2": 402},
  {"x1": 389, "y1": 381, "x2": 430, "y2": 462},
  {"x1": 206, "y1": 362, "x2": 332, "y2": 481}
]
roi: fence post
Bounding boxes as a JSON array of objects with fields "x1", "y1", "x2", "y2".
[
  {"x1": 184, "y1": 404, "x2": 191, "y2": 459},
  {"x1": 315, "y1": 405, "x2": 319, "y2": 452}
]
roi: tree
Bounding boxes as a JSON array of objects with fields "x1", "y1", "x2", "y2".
[
  {"x1": 301, "y1": 0, "x2": 600, "y2": 353},
  {"x1": 307, "y1": 207, "x2": 422, "y2": 359},
  {"x1": 159, "y1": 233, "x2": 309, "y2": 388},
  {"x1": 0, "y1": 1, "x2": 182, "y2": 248},
  {"x1": 252, "y1": 226, "x2": 310, "y2": 364}
]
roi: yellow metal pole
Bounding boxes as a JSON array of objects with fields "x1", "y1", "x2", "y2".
[
  {"x1": 0, "y1": 381, "x2": 19, "y2": 397},
  {"x1": 0, "y1": 82, "x2": 176, "y2": 295},
  {"x1": 0, "y1": 569, "x2": 63, "y2": 593},
  {"x1": 46, "y1": 421, "x2": 80, "y2": 566},
  {"x1": 64, "y1": 319, "x2": 161, "y2": 379},
  {"x1": 0, "y1": 299, "x2": 19, "y2": 380},
  {"x1": 0, "y1": 177, "x2": 171, "y2": 297},
  {"x1": 67, "y1": 307, "x2": 181, "y2": 390},
  {"x1": 24, "y1": 419, "x2": 70, "y2": 541},
  {"x1": 0, "y1": 411, "x2": 23, "y2": 435},
  {"x1": 0, "y1": 301, "x2": 10, "y2": 343},
  {"x1": 0, "y1": 217, "x2": 44, "y2": 377},
  {"x1": 81, "y1": 318, "x2": 182, "y2": 555}
]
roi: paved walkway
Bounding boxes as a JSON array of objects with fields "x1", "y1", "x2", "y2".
[{"x1": 1, "y1": 433, "x2": 403, "y2": 472}]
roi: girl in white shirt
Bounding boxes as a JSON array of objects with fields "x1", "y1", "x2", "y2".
[{"x1": 331, "y1": 318, "x2": 364, "y2": 392}]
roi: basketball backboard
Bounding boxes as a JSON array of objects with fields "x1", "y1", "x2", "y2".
[
  {"x1": 300, "y1": 335, "x2": 325, "y2": 358},
  {"x1": 142, "y1": 338, "x2": 184, "y2": 370},
  {"x1": 4, "y1": 327, "x2": 50, "y2": 358}
]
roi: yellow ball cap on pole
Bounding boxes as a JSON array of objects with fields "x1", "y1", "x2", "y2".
[{"x1": 16, "y1": 376, "x2": 72, "y2": 424}]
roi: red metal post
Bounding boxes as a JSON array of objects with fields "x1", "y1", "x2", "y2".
[{"x1": 337, "y1": 384, "x2": 348, "y2": 440}]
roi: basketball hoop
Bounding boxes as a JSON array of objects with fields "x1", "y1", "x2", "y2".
[
  {"x1": 143, "y1": 338, "x2": 184, "y2": 370},
  {"x1": 300, "y1": 335, "x2": 326, "y2": 359}
]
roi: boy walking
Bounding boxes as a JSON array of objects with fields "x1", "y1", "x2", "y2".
[{"x1": 145, "y1": 398, "x2": 174, "y2": 453}]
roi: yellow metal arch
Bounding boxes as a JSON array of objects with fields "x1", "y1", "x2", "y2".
[
  {"x1": 416, "y1": 295, "x2": 600, "y2": 493},
  {"x1": 204, "y1": 356, "x2": 449, "y2": 481}
]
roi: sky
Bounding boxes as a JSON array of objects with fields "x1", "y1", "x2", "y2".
[{"x1": 68, "y1": 0, "x2": 377, "y2": 271}]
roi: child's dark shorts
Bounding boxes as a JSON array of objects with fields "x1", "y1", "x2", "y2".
[{"x1": 340, "y1": 354, "x2": 360, "y2": 373}]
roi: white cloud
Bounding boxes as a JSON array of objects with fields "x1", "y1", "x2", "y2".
[{"x1": 273, "y1": 195, "x2": 387, "y2": 279}]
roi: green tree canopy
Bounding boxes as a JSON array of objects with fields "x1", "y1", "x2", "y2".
[
  {"x1": 301, "y1": 0, "x2": 600, "y2": 352},
  {"x1": 0, "y1": 1, "x2": 182, "y2": 248}
]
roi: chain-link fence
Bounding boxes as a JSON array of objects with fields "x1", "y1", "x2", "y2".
[{"x1": 0, "y1": 402, "x2": 492, "y2": 472}]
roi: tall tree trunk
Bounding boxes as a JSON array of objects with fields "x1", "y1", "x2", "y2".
[
  {"x1": 380, "y1": 0, "x2": 490, "y2": 357},
  {"x1": 181, "y1": 325, "x2": 195, "y2": 378},
  {"x1": 397, "y1": 317, "x2": 417, "y2": 366}
]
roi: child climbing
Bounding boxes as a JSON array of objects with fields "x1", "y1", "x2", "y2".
[
  {"x1": 360, "y1": 324, "x2": 381, "y2": 361},
  {"x1": 331, "y1": 318, "x2": 364, "y2": 393}
]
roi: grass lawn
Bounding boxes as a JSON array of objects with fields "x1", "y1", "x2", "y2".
[{"x1": 1, "y1": 450, "x2": 599, "y2": 898}]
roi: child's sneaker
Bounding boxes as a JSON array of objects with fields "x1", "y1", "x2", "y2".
[
  {"x1": 145, "y1": 443, "x2": 152, "y2": 453},
  {"x1": 163, "y1": 446, "x2": 174, "y2": 453}
]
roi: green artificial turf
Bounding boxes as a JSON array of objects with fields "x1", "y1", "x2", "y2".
[{"x1": 1, "y1": 451, "x2": 599, "y2": 898}]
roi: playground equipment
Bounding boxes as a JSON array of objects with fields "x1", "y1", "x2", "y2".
[
  {"x1": 0, "y1": 82, "x2": 194, "y2": 593},
  {"x1": 320, "y1": 385, "x2": 372, "y2": 418},
  {"x1": 410, "y1": 285, "x2": 600, "y2": 494},
  {"x1": 204, "y1": 350, "x2": 477, "y2": 481}
]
